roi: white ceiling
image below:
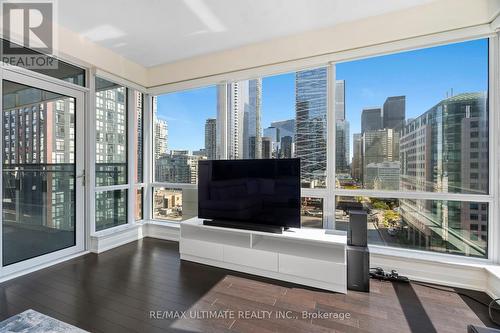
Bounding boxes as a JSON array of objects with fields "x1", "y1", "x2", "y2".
[{"x1": 58, "y1": 0, "x2": 435, "y2": 67}]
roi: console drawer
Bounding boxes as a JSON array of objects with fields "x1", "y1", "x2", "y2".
[
  {"x1": 180, "y1": 238, "x2": 223, "y2": 261},
  {"x1": 224, "y1": 245, "x2": 278, "y2": 271},
  {"x1": 278, "y1": 253, "x2": 346, "y2": 284}
]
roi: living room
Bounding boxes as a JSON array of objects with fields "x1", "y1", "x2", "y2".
[{"x1": 0, "y1": 1, "x2": 500, "y2": 332}]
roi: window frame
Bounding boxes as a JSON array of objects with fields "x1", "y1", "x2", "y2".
[
  {"x1": 90, "y1": 71, "x2": 148, "y2": 235},
  {"x1": 146, "y1": 32, "x2": 499, "y2": 265}
]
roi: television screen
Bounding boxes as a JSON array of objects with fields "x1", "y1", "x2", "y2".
[{"x1": 198, "y1": 159, "x2": 301, "y2": 229}]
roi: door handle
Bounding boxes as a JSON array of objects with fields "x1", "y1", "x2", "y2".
[{"x1": 76, "y1": 170, "x2": 85, "y2": 186}]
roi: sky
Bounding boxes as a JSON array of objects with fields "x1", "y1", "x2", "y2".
[{"x1": 156, "y1": 38, "x2": 488, "y2": 152}]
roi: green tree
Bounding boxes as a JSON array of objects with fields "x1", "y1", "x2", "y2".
[
  {"x1": 384, "y1": 210, "x2": 400, "y2": 226},
  {"x1": 372, "y1": 201, "x2": 389, "y2": 210}
]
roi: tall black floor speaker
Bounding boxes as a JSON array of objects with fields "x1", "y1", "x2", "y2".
[
  {"x1": 347, "y1": 210, "x2": 367, "y2": 247},
  {"x1": 347, "y1": 245, "x2": 370, "y2": 292},
  {"x1": 347, "y1": 210, "x2": 369, "y2": 292}
]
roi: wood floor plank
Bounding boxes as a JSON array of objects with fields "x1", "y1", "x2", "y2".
[{"x1": 0, "y1": 238, "x2": 497, "y2": 333}]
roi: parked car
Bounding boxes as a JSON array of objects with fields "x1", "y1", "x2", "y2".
[{"x1": 388, "y1": 227, "x2": 399, "y2": 236}]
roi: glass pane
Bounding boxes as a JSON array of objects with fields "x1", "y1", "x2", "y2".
[
  {"x1": 95, "y1": 189, "x2": 127, "y2": 231},
  {"x1": 301, "y1": 197, "x2": 323, "y2": 228},
  {"x1": 2, "y1": 80, "x2": 76, "y2": 266},
  {"x1": 135, "y1": 187, "x2": 143, "y2": 221},
  {"x1": 134, "y1": 92, "x2": 144, "y2": 183},
  {"x1": 335, "y1": 196, "x2": 488, "y2": 258},
  {"x1": 153, "y1": 187, "x2": 196, "y2": 222},
  {"x1": 154, "y1": 86, "x2": 217, "y2": 184},
  {"x1": 1, "y1": 39, "x2": 86, "y2": 86},
  {"x1": 227, "y1": 68, "x2": 328, "y2": 188},
  {"x1": 336, "y1": 39, "x2": 489, "y2": 194},
  {"x1": 95, "y1": 77, "x2": 127, "y2": 186}
]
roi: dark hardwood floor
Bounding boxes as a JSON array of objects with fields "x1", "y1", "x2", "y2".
[{"x1": 0, "y1": 237, "x2": 498, "y2": 333}]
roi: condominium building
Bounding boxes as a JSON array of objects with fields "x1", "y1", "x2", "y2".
[
  {"x1": 155, "y1": 151, "x2": 203, "y2": 184},
  {"x1": 2, "y1": 92, "x2": 75, "y2": 233},
  {"x1": 95, "y1": 81, "x2": 127, "y2": 186},
  {"x1": 153, "y1": 96, "x2": 168, "y2": 160}
]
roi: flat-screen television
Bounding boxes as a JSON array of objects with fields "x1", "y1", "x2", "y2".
[{"x1": 198, "y1": 159, "x2": 301, "y2": 231}]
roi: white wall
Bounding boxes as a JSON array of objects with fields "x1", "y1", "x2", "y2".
[
  {"x1": 49, "y1": 0, "x2": 500, "y2": 88},
  {"x1": 54, "y1": 25, "x2": 149, "y2": 86},
  {"x1": 147, "y1": 0, "x2": 500, "y2": 88}
]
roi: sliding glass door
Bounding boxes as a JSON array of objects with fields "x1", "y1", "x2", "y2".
[{"x1": 1, "y1": 69, "x2": 85, "y2": 273}]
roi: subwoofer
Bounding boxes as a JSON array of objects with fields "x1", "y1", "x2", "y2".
[{"x1": 347, "y1": 245, "x2": 370, "y2": 292}]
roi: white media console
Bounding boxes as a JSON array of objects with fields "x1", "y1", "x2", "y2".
[{"x1": 179, "y1": 217, "x2": 347, "y2": 293}]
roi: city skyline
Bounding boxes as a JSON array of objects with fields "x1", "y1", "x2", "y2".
[{"x1": 156, "y1": 39, "x2": 487, "y2": 157}]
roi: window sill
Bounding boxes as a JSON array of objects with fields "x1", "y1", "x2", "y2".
[
  {"x1": 369, "y1": 244, "x2": 491, "y2": 269},
  {"x1": 146, "y1": 220, "x2": 180, "y2": 229}
]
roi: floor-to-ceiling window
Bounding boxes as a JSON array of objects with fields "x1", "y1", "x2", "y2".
[
  {"x1": 152, "y1": 86, "x2": 218, "y2": 222},
  {"x1": 148, "y1": 38, "x2": 493, "y2": 259},
  {"x1": 94, "y1": 77, "x2": 128, "y2": 231},
  {"x1": 334, "y1": 38, "x2": 490, "y2": 258}
]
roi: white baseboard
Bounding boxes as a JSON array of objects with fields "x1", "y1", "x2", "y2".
[
  {"x1": 144, "y1": 222, "x2": 179, "y2": 241},
  {"x1": 88, "y1": 221, "x2": 500, "y2": 298},
  {"x1": 89, "y1": 222, "x2": 179, "y2": 253},
  {"x1": 371, "y1": 252, "x2": 488, "y2": 292},
  {"x1": 90, "y1": 224, "x2": 145, "y2": 253}
]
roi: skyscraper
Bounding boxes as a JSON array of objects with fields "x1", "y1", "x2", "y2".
[
  {"x1": 261, "y1": 137, "x2": 272, "y2": 159},
  {"x1": 154, "y1": 119, "x2": 168, "y2": 160},
  {"x1": 336, "y1": 120, "x2": 350, "y2": 174},
  {"x1": 263, "y1": 126, "x2": 280, "y2": 158},
  {"x1": 399, "y1": 92, "x2": 488, "y2": 256},
  {"x1": 361, "y1": 107, "x2": 382, "y2": 133},
  {"x1": 295, "y1": 68, "x2": 327, "y2": 188},
  {"x1": 335, "y1": 80, "x2": 350, "y2": 174},
  {"x1": 335, "y1": 80, "x2": 345, "y2": 120},
  {"x1": 204, "y1": 118, "x2": 216, "y2": 160},
  {"x1": 280, "y1": 136, "x2": 293, "y2": 158},
  {"x1": 383, "y1": 96, "x2": 406, "y2": 133},
  {"x1": 223, "y1": 79, "x2": 262, "y2": 159},
  {"x1": 351, "y1": 133, "x2": 363, "y2": 181},
  {"x1": 271, "y1": 119, "x2": 295, "y2": 139},
  {"x1": 246, "y1": 79, "x2": 262, "y2": 159},
  {"x1": 362, "y1": 128, "x2": 399, "y2": 183},
  {"x1": 400, "y1": 92, "x2": 488, "y2": 194},
  {"x1": 153, "y1": 96, "x2": 168, "y2": 160}
]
